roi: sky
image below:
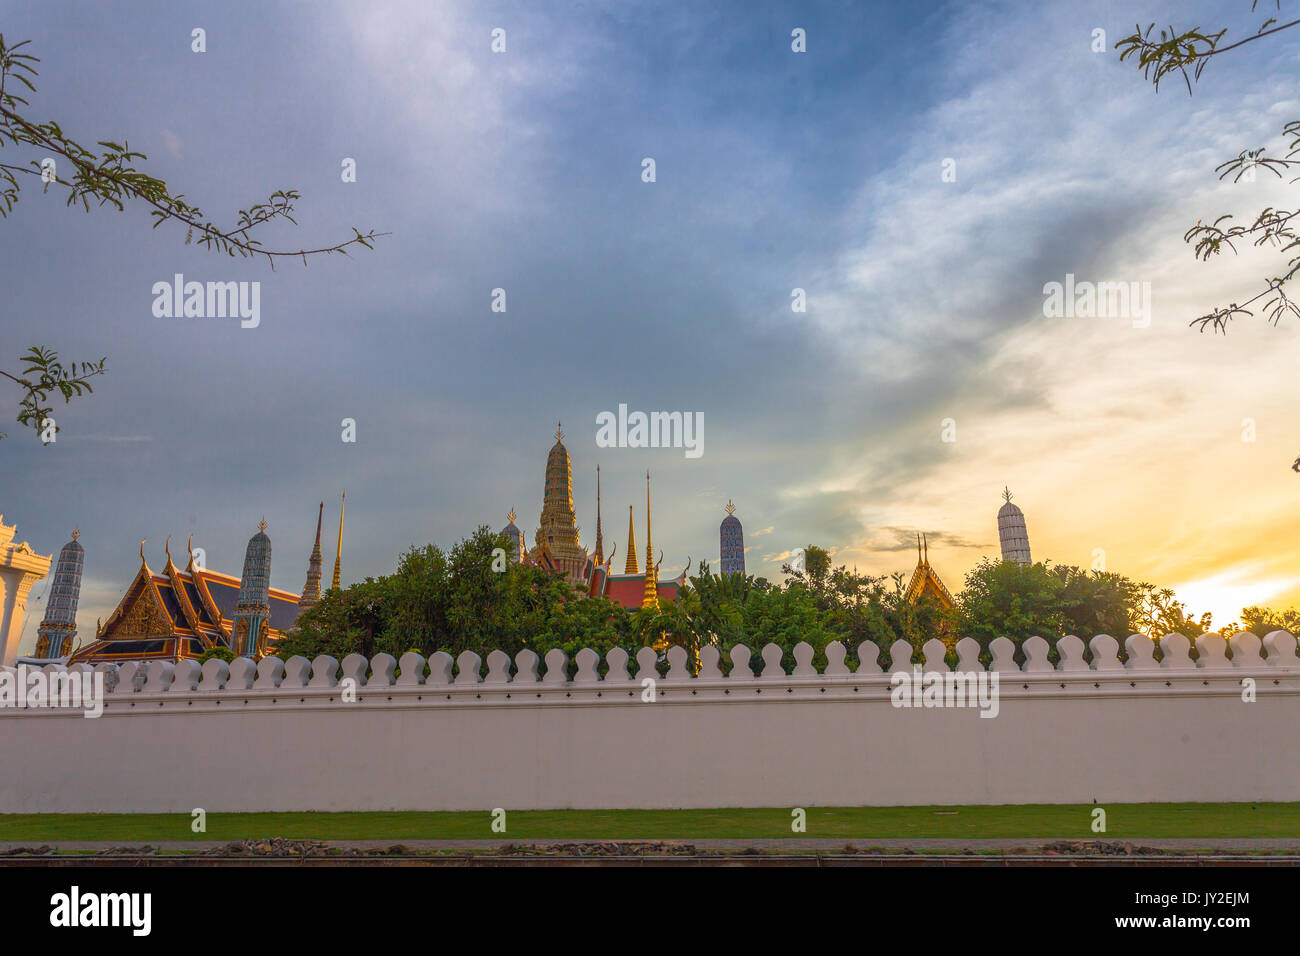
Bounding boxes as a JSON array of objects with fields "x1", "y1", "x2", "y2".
[{"x1": 2, "y1": 0, "x2": 1298, "y2": 653}]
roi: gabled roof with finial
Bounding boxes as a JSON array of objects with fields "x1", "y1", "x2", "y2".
[
  {"x1": 73, "y1": 536, "x2": 302, "y2": 664},
  {"x1": 903, "y1": 532, "x2": 955, "y2": 610}
]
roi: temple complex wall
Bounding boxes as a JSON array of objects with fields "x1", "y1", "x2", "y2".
[{"x1": 2, "y1": 632, "x2": 1297, "y2": 813}]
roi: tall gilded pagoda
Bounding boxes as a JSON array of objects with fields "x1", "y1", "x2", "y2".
[
  {"x1": 513, "y1": 423, "x2": 687, "y2": 608},
  {"x1": 34, "y1": 528, "x2": 85, "y2": 658},
  {"x1": 528, "y1": 424, "x2": 593, "y2": 588}
]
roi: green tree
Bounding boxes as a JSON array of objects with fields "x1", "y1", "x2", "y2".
[
  {"x1": 196, "y1": 645, "x2": 234, "y2": 665},
  {"x1": 1239, "y1": 604, "x2": 1300, "y2": 636},
  {"x1": 955, "y1": 558, "x2": 1068, "y2": 659},
  {"x1": 1116, "y1": 7, "x2": 1300, "y2": 470},
  {"x1": 1134, "y1": 586, "x2": 1214, "y2": 641},
  {"x1": 276, "y1": 526, "x2": 644, "y2": 673},
  {"x1": 1052, "y1": 566, "x2": 1148, "y2": 638}
]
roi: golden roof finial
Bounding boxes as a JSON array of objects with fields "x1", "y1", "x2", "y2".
[
  {"x1": 164, "y1": 535, "x2": 172, "y2": 561},
  {"x1": 1003, "y1": 486, "x2": 1013, "y2": 504},
  {"x1": 555, "y1": 421, "x2": 563, "y2": 441},
  {"x1": 259, "y1": 516, "x2": 267, "y2": 533},
  {"x1": 186, "y1": 533, "x2": 194, "y2": 553},
  {"x1": 508, "y1": 508, "x2": 517, "y2": 524},
  {"x1": 139, "y1": 538, "x2": 147, "y2": 563},
  {"x1": 725, "y1": 499, "x2": 736, "y2": 516},
  {"x1": 71, "y1": 526, "x2": 79, "y2": 541}
]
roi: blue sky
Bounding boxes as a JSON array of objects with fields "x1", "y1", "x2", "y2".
[{"x1": 3, "y1": 0, "x2": 1299, "y2": 648}]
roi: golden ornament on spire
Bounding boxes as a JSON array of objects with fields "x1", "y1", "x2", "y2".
[
  {"x1": 1003, "y1": 486, "x2": 1013, "y2": 504},
  {"x1": 71, "y1": 526, "x2": 79, "y2": 541},
  {"x1": 725, "y1": 499, "x2": 736, "y2": 516},
  {"x1": 259, "y1": 517, "x2": 267, "y2": 533}
]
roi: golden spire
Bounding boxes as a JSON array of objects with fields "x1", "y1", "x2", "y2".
[
  {"x1": 508, "y1": 508, "x2": 517, "y2": 524},
  {"x1": 643, "y1": 470, "x2": 659, "y2": 609},
  {"x1": 259, "y1": 516, "x2": 267, "y2": 533},
  {"x1": 332, "y1": 492, "x2": 345, "y2": 590},
  {"x1": 71, "y1": 526, "x2": 79, "y2": 541},
  {"x1": 555, "y1": 421, "x2": 563, "y2": 441},
  {"x1": 593, "y1": 465, "x2": 605, "y2": 564},
  {"x1": 624, "y1": 505, "x2": 639, "y2": 575},
  {"x1": 923, "y1": 532, "x2": 928, "y2": 564},
  {"x1": 725, "y1": 500, "x2": 736, "y2": 516},
  {"x1": 1003, "y1": 486, "x2": 1013, "y2": 504}
]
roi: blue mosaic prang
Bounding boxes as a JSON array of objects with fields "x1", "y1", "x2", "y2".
[
  {"x1": 36, "y1": 529, "x2": 84, "y2": 658},
  {"x1": 719, "y1": 501, "x2": 745, "y2": 577},
  {"x1": 230, "y1": 520, "x2": 272, "y2": 658}
]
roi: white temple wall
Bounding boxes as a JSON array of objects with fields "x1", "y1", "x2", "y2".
[{"x1": 1, "y1": 633, "x2": 1296, "y2": 813}]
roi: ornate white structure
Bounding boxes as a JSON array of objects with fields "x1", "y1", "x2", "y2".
[
  {"x1": 2, "y1": 630, "x2": 1296, "y2": 811},
  {"x1": 998, "y1": 487, "x2": 1032, "y2": 564},
  {"x1": 0, "y1": 515, "x2": 52, "y2": 666}
]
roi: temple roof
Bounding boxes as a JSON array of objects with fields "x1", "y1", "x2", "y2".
[
  {"x1": 590, "y1": 569, "x2": 683, "y2": 610},
  {"x1": 71, "y1": 561, "x2": 301, "y2": 665}
]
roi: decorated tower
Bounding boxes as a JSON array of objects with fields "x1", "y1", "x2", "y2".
[
  {"x1": 298, "y1": 502, "x2": 324, "y2": 611},
  {"x1": 501, "y1": 509, "x2": 525, "y2": 564},
  {"x1": 719, "y1": 500, "x2": 745, "y2": 576},
  {"x1": 35, "y1": 527, "x2": 84, "y2": 658},
  {"x1": 998, "y1": 487, "x2": 1032, "y2": 564},
  {"x1": 531, "y1": 423, "x2": 590, "y2": 586},
  {"x1": 231, "y1": 519, "x2": 272, "y2": 658}
]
